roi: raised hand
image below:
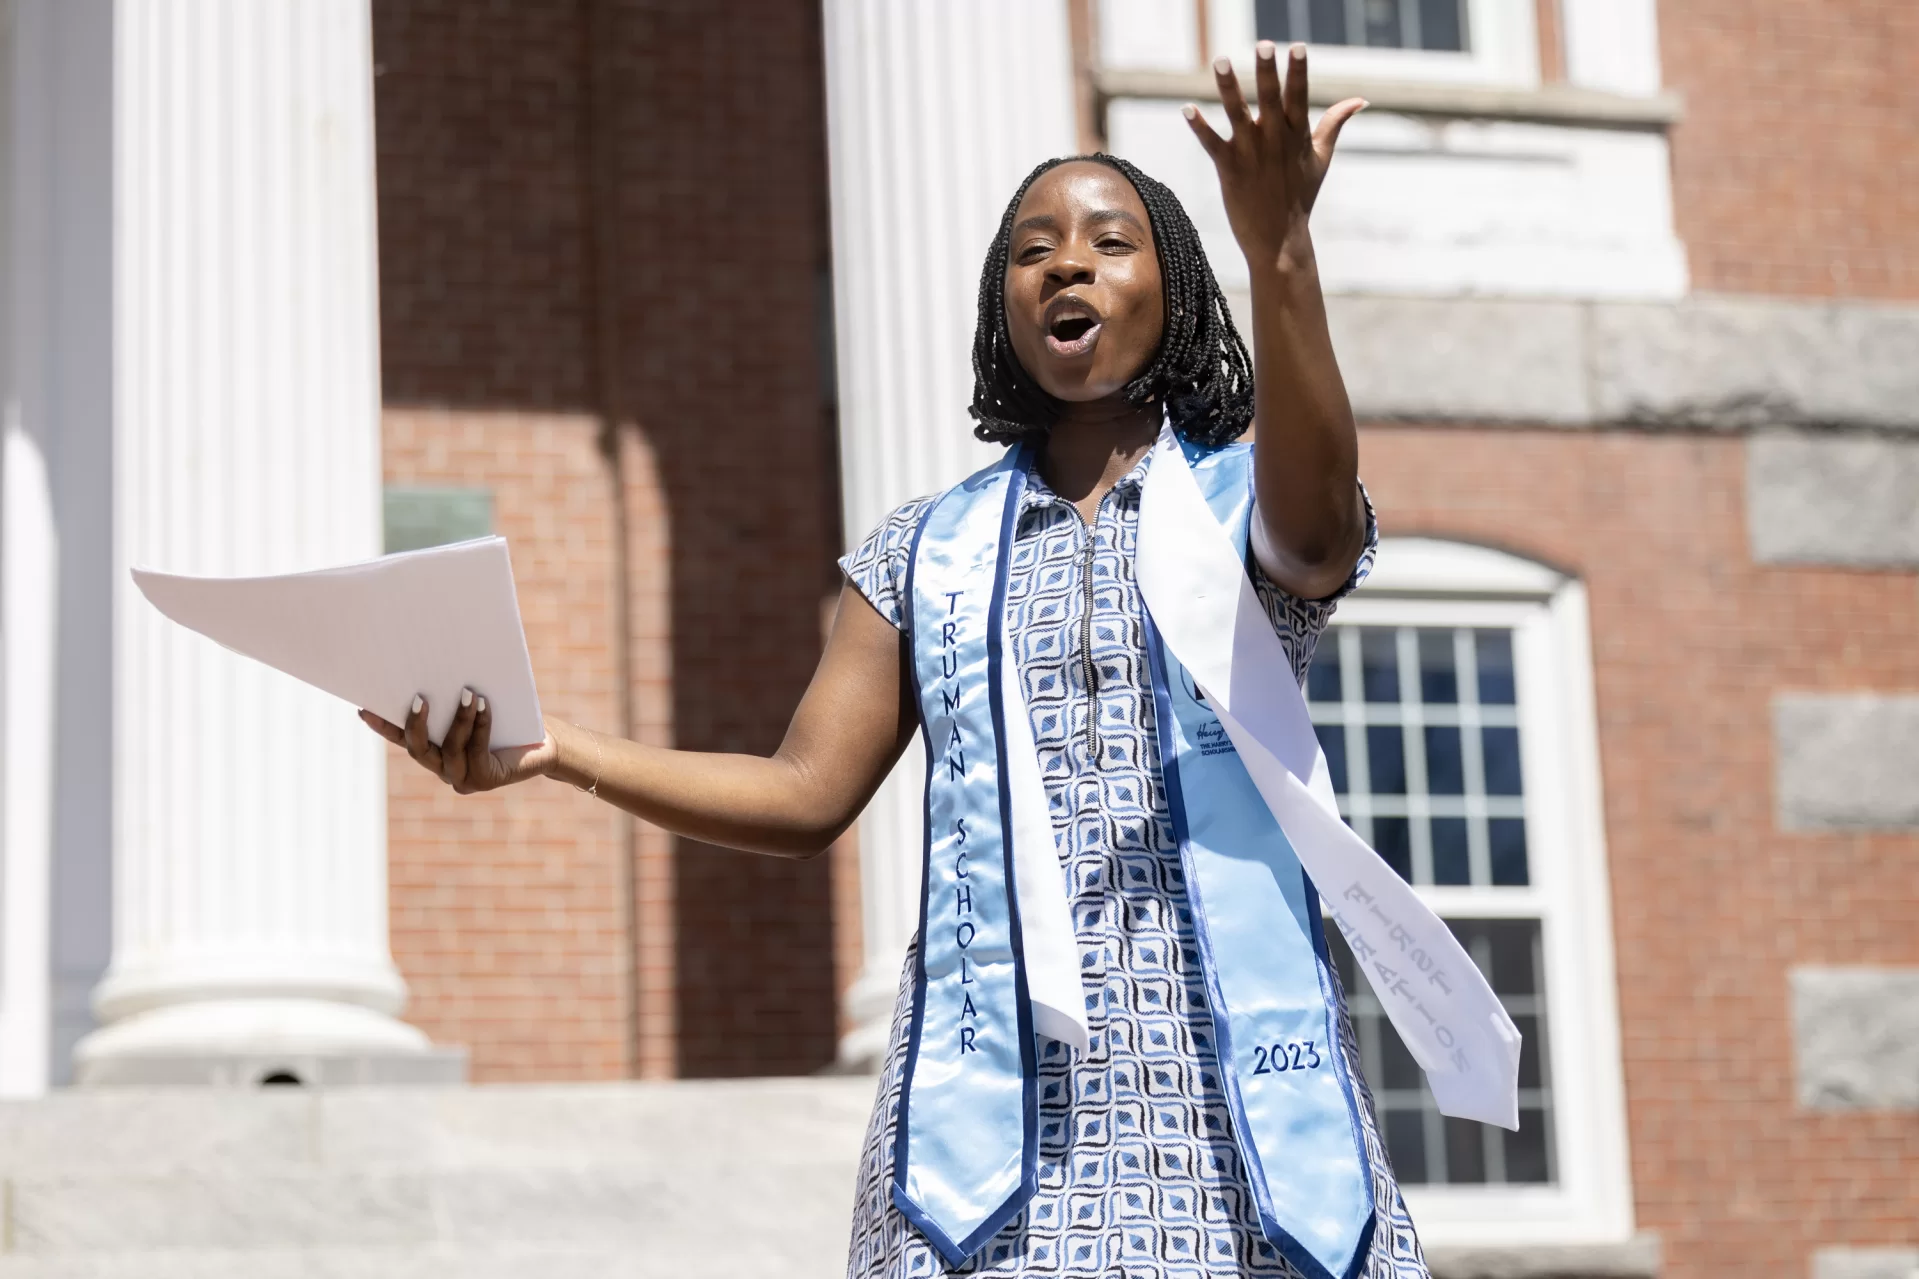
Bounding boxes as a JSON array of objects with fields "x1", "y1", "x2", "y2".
[
  {"x1": 1183, "y1": 42, "x2": 1365, "y2": 271},
  {"x1": 360, "y1": 692, "x2": 558, "y2": 795}
]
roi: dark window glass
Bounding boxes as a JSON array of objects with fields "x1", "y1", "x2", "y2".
[
  {"x1": 1505, "y1": 1111, "x2": 1552, "y2": 1183},
  {"x1": 1482, "y1": 726, "x2": 1524, "y2": 795},
  {"x1": 1475, "y1": 629, "x2": 1516, "y2": 704},
  {"x1": 1485, "y1": 918, "x2": 1539, "y2": 995},
  {"x1": 1326, "y1": 920, "x2": 1556, "y2": 1186},
  {"x1": 1381, "y1": 1016, "x2": 1425, "y2": 1089},
  {"x1": 1418, "y1": 628, "x2": 1458, "y2": 704},
  {"x1": 1374, "y1": 816, "x2": 1412, "y2": 882},
  {"x1": 1489, "y1": 817, "x2": 1530, "y2": 886},
  {"x1": 1444, "y1": 1116, "x2": 1488, "y2": 1183},
  {"x1": 1254, "y1": 0, "x2": 1295, "y2": 42},
  {"x1": 1265, "y1": 0, "x2": 1470, "y2": 52},
  {"x1": 1367, "y1": 726, "x2": 1406, "y2": 794},
  {"x1": 1514, "y1": 1013, "x2": 1543, "y2": 1089},
  {"x1": 1418, "y1": 0, "x2": 1466, "y2": 50},
  {"x1": 1316, "y1": 723, "x2": 1349, "y2": 794},
  {"x1": 1307, "y1": 643, "x2": 1343, "y2": 703},
  {"x1": 1362, "y1": 0, "x2": 1402, "y2": 48},
  {"x1": 1431, "y1": 817, "x2": 1470, "y2": 885},
  {"x1": 1309, "y1": 0, "x2": 1350, "y2": 44},
  {"x1": 1424, "y1": 724, "x2": 1464, "y2": 795},
  {"x1": 1361, "y1": 628, "x2": 1400, "y2": 703},
  {"x1": 1385, "y1": 1110, "x2": 1428, "y2": 1182}
]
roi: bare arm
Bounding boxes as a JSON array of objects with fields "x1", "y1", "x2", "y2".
[
  {"x1": 361, "y1": 581, "x2": 916, "y2": 860},
  {"x1": 1185, "y1": 42, "x2": 1368, "y2": 600}
]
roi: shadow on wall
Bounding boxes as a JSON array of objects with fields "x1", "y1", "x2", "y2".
[{"x1": 371, "y1": 0, "x2": 844, "y2": 1078}]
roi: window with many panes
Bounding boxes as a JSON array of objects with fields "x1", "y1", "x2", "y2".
[
  {"x1": 1309, "y1": 539, "x2": 1635, "y2": 1245},
  {"x1": 1257, "y1": 0, "x2": 1469, "y2": 52},
  {"x1": 1308, "y1": 625, "x2": 1553, "y2": 1186},
  {"x1": 1206, "y1": 0, "x2": 1540, "y2": 91}
]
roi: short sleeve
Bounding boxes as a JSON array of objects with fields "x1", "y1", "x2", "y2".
[
  {"x1": 838, "y1": 495, "x2": 938, "y2": 631},
  {"x1": 1251, "y1": 480, "x2": 1380, "y2": 682}
]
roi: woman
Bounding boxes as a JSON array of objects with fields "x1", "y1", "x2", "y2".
[{"x1": 365, "y1": 43, "x2": 1426, "y2": 1279}]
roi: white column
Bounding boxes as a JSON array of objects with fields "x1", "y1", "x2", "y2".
[
  {"x1": 1, "y1": 0, "x2": 115, "y2": 1097},
  {"x1": 0, "y1": 424, "x2": 57, "y2": 1096},
  {"x1": 0, "y1": 0, "x2": 53, "y2": 1098},
  {"x1": 72, "y1": 0, "x2": 456, "y2": 1085},
  {"x1": 821, "y1": 0, "x2": 1077, "y2": 1065}
]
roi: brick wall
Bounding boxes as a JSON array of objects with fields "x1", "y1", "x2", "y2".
[
  {"x1": 383, "y1": 410, "x2": 634, "y2": 1081},
  {"x1": 600, "y1": 0, "x2": 843, "y2": 1078},
  {"x1": 1660, "y1": 0, "x2": 1919, "y2": 299},
  {"x1": 1358, "y1": 424, "x2": 1919, "y2": 1277},
  {"x1": 372, "y1": 0, "x2": 842, "y2": 1080}
]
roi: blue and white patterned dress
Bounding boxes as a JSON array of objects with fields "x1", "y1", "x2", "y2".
[{"x1": 839, "y1": 445, "x2": 1427, "y2": 1279}]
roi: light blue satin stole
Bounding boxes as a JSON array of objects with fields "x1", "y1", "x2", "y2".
[{"x1": 894, "y1": 441, "x2": 1375, "y2": 1279}]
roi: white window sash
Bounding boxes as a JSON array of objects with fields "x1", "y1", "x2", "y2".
[
  {"x1": 1322, "y1": 545, "x2": 1634, "y2": 1246},
  {"x1": 1203, "y1": 0, "x2": 1541, "y2": 89}
]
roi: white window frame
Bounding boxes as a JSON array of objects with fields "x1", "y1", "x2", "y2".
[
  {"x1": 1328, "y1": 537, "x2": 1635, "y2": 1246},
  {"x1": 1207, "y1": 0, "x2": 1540, "y2": 89}
]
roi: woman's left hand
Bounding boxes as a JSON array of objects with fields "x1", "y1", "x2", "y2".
[{"x1": 1183, "y1": 41, "x2": 1365, "y2": 273}]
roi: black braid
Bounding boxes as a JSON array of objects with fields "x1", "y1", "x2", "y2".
[{"x1": 968, "y1": 154, "x2": 1255, "y2": 449}]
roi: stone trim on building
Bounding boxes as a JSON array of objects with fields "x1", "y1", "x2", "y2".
[
  {"x1": 1748, "y1": 433, "x2": 1919, "y2": 567},
  {"x1": 1791, "y1": 967, "x2": 1919, "y2": 1112},
  {"x1": 1425, "y1": 1235, "x2": 1662, "y2": 1279},
  {"x1": 1774, "y1": 696, "x2": 1919, "y2": 832},
  {"x1": 1812, "y1": 1247, "x2": 1919, "y2": 1279},
  {"x1": 1217, "y1": 292, "x2": 1919, "y2": 435}
]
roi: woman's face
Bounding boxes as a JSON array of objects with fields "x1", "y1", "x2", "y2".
[{"x1": 1003, "y1": 161, "x2": 1165, "y2": 405}]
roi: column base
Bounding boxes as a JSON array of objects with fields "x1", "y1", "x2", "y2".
[
  {"x1": 72, "y1": 997, "x2": 468, "y2": 1088},
  {"x1": 834, "y1": 961, "x2": 903, "y2": 1072}
]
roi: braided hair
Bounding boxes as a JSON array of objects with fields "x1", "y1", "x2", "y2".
[{"x1": 968, "y1": 154, "x2": 1255, "y2": 449}]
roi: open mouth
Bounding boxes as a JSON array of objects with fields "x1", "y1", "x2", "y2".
[{"x1": 1044, "y1": 297, "x2": 1104, "y2": 358}]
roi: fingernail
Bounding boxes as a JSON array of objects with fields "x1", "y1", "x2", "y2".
[
  {"x1": 1359, "y1": 99, "x2": 1370, "y2": 110},
  {"x1": 1257, "y1": 40, "x2": 1276, "y2": 58},
  {"x1": 1182, "y1": 103, "x2": 1198, "y2": 120},
  {"x1": 477, "y1": 697, "x2": 487, "y2": 714},
  {"x1": 1213, "y1": 56, "x2": 1231, "y2": 74},
  {"x1": 411, "y1": 694, "x2": 424, "y2": 714},
  {"x1": 1292, "y1": 42, "x2": 1306, "y2": 59},
  {"x1": 461, "y1": 688, "x2": 473, "y2": 708}
]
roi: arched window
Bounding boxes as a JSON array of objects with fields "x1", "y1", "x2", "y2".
[{"x1": 1314, "y1": 537, "x2": 1635, "y2": 1247}]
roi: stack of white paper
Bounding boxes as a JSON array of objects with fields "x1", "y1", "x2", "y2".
[{"x1": 132, "y1": 536, "x2": 544, "y2": 748}]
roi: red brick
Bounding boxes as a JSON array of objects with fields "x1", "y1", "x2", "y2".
[
  {"x1": 1662, "y1": 0, "x2": 1919, "y2": 299},
  {"x1": 1359, "y1": 424, "x2": 1919, "y2": 1276}
]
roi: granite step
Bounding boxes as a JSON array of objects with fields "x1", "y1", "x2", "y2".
[{"x1": 0, "y1": 1077, "x2": 877, "y2": 1279}]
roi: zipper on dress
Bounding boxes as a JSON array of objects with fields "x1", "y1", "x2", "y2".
[{"x1": 1080, "y1": 521, "x2": 1099, "y2": 766}]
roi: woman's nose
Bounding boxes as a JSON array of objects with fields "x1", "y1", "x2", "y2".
[{"x1": 1047, "y1": 240, "x2": 1097, "y2": 286}]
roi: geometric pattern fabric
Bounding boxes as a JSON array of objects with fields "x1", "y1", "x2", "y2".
[{"x1": 839, "y1": 450, "x2": 1430, "y2": 1278}]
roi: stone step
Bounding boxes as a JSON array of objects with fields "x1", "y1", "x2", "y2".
[
  {"x1": 0, "y1": 1077, "x2": 877, "y2": 1278},
  {"x1": 0, "y1": 1244, "x2": 759, "y2": 1279}
]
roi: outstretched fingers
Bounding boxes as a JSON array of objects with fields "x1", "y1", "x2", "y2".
[
  {"x1": 1183, "y1": 103, "x2": 1229, "y2": 161},
  {"x1": 1254, "y1": 41, "x2": 1284, "y2": 130},
  {"x1": 1282, "y1": 43, "x2": 1310, "y2": 130},
  {"x1": 1312, "y1": 96, "x2": 1369, "y2": 166},
  {"x1": 1213, "y1": 55, "x2": 1253, "y2": 136}
]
